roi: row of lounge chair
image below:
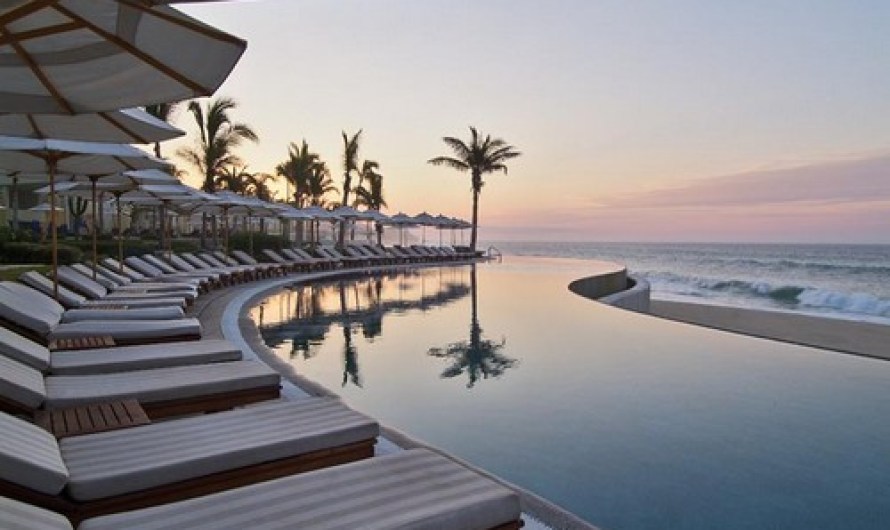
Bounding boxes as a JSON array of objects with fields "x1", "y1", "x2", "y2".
[{"x1": 0, "y1": 247, "x2": 523, "y2": 528}]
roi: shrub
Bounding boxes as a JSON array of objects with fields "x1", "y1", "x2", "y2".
[{"x1": 0, "y1": 242, "x2": 83, "y2": 264}]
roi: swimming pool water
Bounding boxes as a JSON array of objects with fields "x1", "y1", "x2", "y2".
[{"x1": 253, "y1": 257, "x2": 890, "y2": 529}]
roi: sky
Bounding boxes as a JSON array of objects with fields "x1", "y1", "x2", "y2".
[{"x1": 173, "y1": 0, "x2": 890, "y2": 243}]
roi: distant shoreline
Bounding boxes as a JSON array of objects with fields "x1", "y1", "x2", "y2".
[{"x1": 649, "y1": 299, "x2": 890, "y2": 361}]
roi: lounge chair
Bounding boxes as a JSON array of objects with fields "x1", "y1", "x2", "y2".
[
  {"x1": 318, "y1": 245, "x2": 365, "y2": 267},
  {"x1": 182, "y1": 252, "x2": 256, "y2": 282},
  {"x1": 1, "y1": 326, "x2": 241, "y2": 376},
  {"x1": 99, "y1": 258, "x2": 210, "y2": 293},
  {"x1": 54, "y1": 266, "x2": 195, "y2": 306},
  {"x1": 0, "y1": 449, "x2": 519, "y2": 530},
  {"x1": 70, "y1": 264, "x2": 198, "y2": 300},
  {"x1": 2, "y1": 449, "x2": 523, "y2": 529},
  {"x1": 0, "y1": 282, "x2": 201, "y2": 347},
  {"x1": 0, "y1": 397, "x2": 379, "y2": 523},
  {"x1": 284, "y1": 247, "x2": 336, "y2": 270},
  {"x1": 229, "y1": 250, "x2": 286, "y2": 276},
  {"x1": 121, "y1": 256, "x2": 218, "y2": 288},
  {"x1": 261, "y1": 249, "x2": 309, "y2": 273},
  {"x1": 11, "y1": 278, "x2": 184, "y2": 321},
  {"x1": 0, "y1": 350, "x2": 279, "y2": 419},
  {"x1": 130, "y1": 255, "x2": 223, "y2": 287}
]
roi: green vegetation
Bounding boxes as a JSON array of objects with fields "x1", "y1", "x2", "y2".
[
  {"x1": 0, "y1": 264, "x2": 51, "y2": 282},
  {"x1": 429, "y1": 127, "x2": 521, "y2": 251}
]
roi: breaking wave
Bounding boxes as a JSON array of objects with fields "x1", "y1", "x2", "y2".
[{"x1": 641, "y1": 272, "x2": 890, "y2": 319}]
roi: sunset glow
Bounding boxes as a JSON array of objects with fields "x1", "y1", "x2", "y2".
[{"x1": 173, "y1": 0, "x2": 890, "y2": 243}]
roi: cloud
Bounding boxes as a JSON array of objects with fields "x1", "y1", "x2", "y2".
[{"x1": 598, "y1": 154, "x2": 890, "y2": 209}]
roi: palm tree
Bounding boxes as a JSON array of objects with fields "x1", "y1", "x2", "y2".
[
  {"x1": 339, "y1": 129, "x2": 362, "y2": 245},
  {"x1": 177, "y1": 96, "x2": 258, "y2": 248},
  {"x1": 144, "y1": 102, "x2": 180, "y2": 157},
  {"x1": 307, "y1": 161, "x2": 338, "y2": 207},
  {"x1": 276, "y1": 140, "x2": 320, "y2": 207},
  {"x1": 354, "y1": 161, "x2": 387, "y2": 244},
  {"x1": 214, "y1": 163, "x2": 252, "y2": 194},
  {"x1": 428, "y1": 127, "x2": 520, "y2": 251}
]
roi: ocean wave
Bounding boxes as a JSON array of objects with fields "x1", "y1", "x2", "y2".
[{"x1": 640, "y1": 272, "x2": 890, "y2": 318}]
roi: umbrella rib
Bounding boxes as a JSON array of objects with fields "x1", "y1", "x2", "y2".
[
  {"x1": 52, "y1": 4, "x2": 212, "y2": 95},
  {"x1": 120, "y1": 0, "x2": 247, "y2": 47},
  {"x1": 26, "y1": 114, "x2": 47, "y2": 139},
  {"x1": 0, "y1": 0, "x2": 56, "y2": 26},
  {"x1": 100, "y1": 112, "x2": 150, "y2": 144},
  {"x1": 0, "y1": 23, "x2": 76, "y2": 114},
  {"x1": 0, "y1": 21, "x2": 81, "y2": 46}
]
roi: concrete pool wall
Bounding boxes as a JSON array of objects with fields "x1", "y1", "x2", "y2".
[{"x1": 566, "y1": 261, "x2": 651, "y2": 312}]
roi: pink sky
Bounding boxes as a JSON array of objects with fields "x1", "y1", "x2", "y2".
[{"x1": 480, "y1": 154, "x2": 890, "y2": 243}]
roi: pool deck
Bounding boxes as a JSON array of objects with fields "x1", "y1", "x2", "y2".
[
  {"x1": 649, "y1": 299, "x2": 890, "y2": 361},
  {"x1": 192, "y1": 262, "x2": 598, "y2": 530}
]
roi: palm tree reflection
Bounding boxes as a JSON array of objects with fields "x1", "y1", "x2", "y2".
[{"x1": 428, "y1": 265, "x2": 516, "y2": 388}]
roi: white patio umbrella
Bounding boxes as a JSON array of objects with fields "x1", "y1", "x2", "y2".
[
  {"x1": 115, "y1": 183, "x2": 214, "y2": 262},
  {"x1": 300, "y1": 206, "x2": 342, "y2": 246},
  {"x1": 0, "y1": 1, "x2": 247, "y2": 114},
  {"x1": 412, "y1": 212, "x2": 439, "y2": 245},
  {"x1": 36, "y1": 169, "x2": 181, "y2": 276},
  {"x1": 0, "y1": 108, "x2": 185, "y2": 143},
  {"x1": 388, "y1": 212, "x2": 416, "y2": 246},
  {"x1": 331, "y1": 206, "x2": 372, "y2": 244},
  {"x1": 0, "y1": 136, "x2": 169, "y2": 296},
  {"x1": 362, "y1": 210, "x2": 390, "y2": 245}
]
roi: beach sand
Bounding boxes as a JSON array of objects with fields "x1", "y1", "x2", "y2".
[{"x1": 649, "y1": 300, "x2": 890, "y2": 361}]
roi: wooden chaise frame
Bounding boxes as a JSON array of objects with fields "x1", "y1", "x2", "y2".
[
  {"x1": 0, "y1": 438, "x2": 377, "y2": 525},
  {"x1": 0, "y1": 315, "x2": 202, "y2": 349}
]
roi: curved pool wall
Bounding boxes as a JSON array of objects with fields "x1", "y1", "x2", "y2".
[
  {"x1": 567, "y1": 264, "x2": 651, "y2": 313},
  {"x1": 214, "y1": 261, "x2": 598, "y2": 530}
]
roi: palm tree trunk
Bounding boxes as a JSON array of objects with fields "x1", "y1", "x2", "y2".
[{"x1": 470, "y1": 188, "x2": 480, "y2": 252}]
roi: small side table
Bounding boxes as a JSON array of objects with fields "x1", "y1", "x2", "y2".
[{"x1": 36, "y1": 399, "x2": 150, "y2": 438}]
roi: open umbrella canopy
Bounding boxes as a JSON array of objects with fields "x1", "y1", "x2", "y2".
[
  {"x1": 388, "y1": 212, "x2": 416, "y2": 226},
  {"x1": 412, "y1": 212, "x2": 439, "y2": 226},
  {"x1": 0, "y1": 108, "x2": 184, "y2": 143},
  {"x1": 0, "y1": 1, "x2": 247, "y2": 114},
  {"x1": 331, "y1": 205, "x2": 372, "y2": 220},
  {"x1": 0, "y1": 136, "x2": 169, "y2": 174},
  {"x1": 300, "y1": 205, "x2": 342, "y2": 221}
]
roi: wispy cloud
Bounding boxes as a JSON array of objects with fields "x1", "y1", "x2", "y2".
[{"x1": 598, "y1": 154, "x2": 890, "y2": 209}]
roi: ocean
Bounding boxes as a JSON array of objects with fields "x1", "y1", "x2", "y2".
[{"x1": 487, "y1": 242, "x2": 890, "y2": 323}]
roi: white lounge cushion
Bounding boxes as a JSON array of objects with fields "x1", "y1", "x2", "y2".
[
  {"x1": 0, "y1": 412, "x2": 68, "y2": 496},
  {"x1": 0, "y1": 326, "x2": 50, "y2": 371},
  {"x1": 62, "y1": 398, "x2": 377, "y2": 501},
  {"x1": 0, "y1": 496, "x2": 72, "y2": 530},
  {"x1": 79, "y1": 449, "x2": 520, "y2": 529},
  {"x1": 0, "y1": 355, "x2": 47, "y2": 409},
  {"x1": 59, "y1": 306, "x2": 184, "y2": 323},
  {"x1": 47, "y1": 318, "x2": 202, "y2": 342},
  {"x1": 50, "y1": 339, "x2": 242, "y2": 375},
  {"x1": 55, "y1": 267, "x2": 108, "y2": 300},
  {"x1": 16, "y1": 273, "x2": 88, "y2": 310},
  {"x1": 0, "y1": 282, "x2": 62, "y2": 336},
  {"x1": 44, "y1": 360, "x2": 278, "y2": 409}
]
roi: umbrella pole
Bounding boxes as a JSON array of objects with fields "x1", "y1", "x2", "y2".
[
  {"x1": 11, "y1": 175, "x2": 19, "y2": 230},
  {"x1": 91, "y1": 177, "x2": 98, "y2": 279},
  {"x1": 248, "y1": 215, "x2": 254, "y2": 255},
  {"x1": 223, "y1": 209, "x2": 229, "y2": 255},
  {"x1": 49, "y1": 157, "x2": 59, "y2": 300},
  {"x1": 116, "y1": 194, "x2": 124, "y2": 273}
]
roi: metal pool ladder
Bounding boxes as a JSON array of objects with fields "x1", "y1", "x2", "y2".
[{"x1": 485, "y1": 246, "x2": 503, "y2": 262}]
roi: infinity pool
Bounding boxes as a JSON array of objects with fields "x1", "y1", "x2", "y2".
[{"x1": 252, "y1": 257, "x2": 890, "y2": 529}]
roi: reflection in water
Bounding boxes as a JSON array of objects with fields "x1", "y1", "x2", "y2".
[
  {"x1": 428, "y1": 265, "x2": 516, "y2": 388},
  {"x1": 254, "y1": 266, "x2": 479, "y2": 387}
]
